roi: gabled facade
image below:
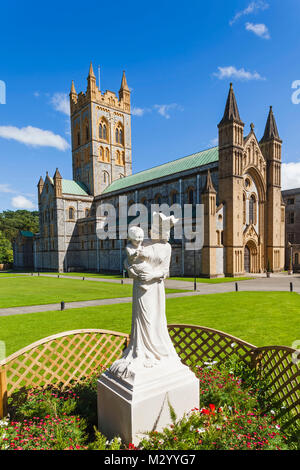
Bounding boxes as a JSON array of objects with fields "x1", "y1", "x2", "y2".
[{"x1": 14, "y1": 67, "x2": 285, "y2": 276}]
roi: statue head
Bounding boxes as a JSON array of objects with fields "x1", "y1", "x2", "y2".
[
  {"x1": 150, "y1": 212, "x2": 179, "y2": 241},
  {"x1": 128, "y1": 226, "x2": 144, "y2": 247}
]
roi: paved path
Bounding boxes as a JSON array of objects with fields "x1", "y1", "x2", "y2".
[
  {"x1": 1, "y1": 272, "x2": 299, "y2": 317},
  {"x1": 0, "y1": 291, "x2": 201, "y2": 317}
]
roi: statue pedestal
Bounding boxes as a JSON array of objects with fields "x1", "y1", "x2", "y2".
[{"x1": 97, "y1": 361, "x2": 199, "y2": 445}]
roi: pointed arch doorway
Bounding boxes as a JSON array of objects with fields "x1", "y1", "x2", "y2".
[
  {"x1": 244, "y1": 245, "x2": 250, "y2": 273},
  {"x1": 244, "y1": 241, "x2": 258, "y2": 273}
]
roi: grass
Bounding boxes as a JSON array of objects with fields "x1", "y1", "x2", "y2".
[
  {"x1": 169, "y1": 276, "x2": 254, "y2": 283},
  {"x1": 0, "y1": 276, "x2": 185, "y2": 308},
  {"x1": 0, "y1": 292, "x2": 299, "y2": 356},
  {"x1": 45, "y1": 272, "x2": 123, "y2": 279}
]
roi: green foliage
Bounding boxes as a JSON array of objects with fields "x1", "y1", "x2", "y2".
[
  {"x1": 139, "y1": 406, "x2": 289, "y2": 450},
  {"x1": 2, "y1": 362, "x2": 297, "y2": 451},
  {"x1": 0, "y1": 231, "x2": 13, "y2": 264},
  {"x1": 88, "y1": 429, "x2": 122, "y2": 450},
  {"x1": 0, "y1": 210, "x2": 39, "y2": 243}
]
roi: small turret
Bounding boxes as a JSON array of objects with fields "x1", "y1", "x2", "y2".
[
  {"x1": 87, "y1": 62, "x2": 97, "y2": 97},
  {"x1": 119, "y1": 70, "x2": 130, "y2": 108},
  {"x1": 53, "y1": 168, "x2": 62, "y2": 198},
  {"x1": 37, "y1": 176, "x2": 44, "y2": 201}
]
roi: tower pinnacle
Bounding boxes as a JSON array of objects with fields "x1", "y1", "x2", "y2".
[
  {"x1": 218, "y1": 83, "x2": 242, "y2": 126},
  {"x1": 260, "y1": 106, "x2": 280, "y2": 142}
]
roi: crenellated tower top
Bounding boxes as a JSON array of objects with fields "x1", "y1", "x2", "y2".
[{"x1": 70, "y1": 63, "x2": 131, "y2": 116}]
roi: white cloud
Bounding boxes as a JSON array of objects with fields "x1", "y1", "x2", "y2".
[
  {"x1": 230, "y1": 1, "x2": 269, "y2": 25},
  {"x1": 282, "y1": 162, "x2": 300, "y2": 190},
  {"x1": 209, "y1": 137, "x2": 218, "y2": 147},
  {"x1": 245, "y1": 22, "x2": 270, "y2": 39},
  {"x1": 50, "y1": 92, "x2": 70, "y2": 116},
  {"x1": 0, "y1": 184, "x2": 15, "y2": 194},
  {"x1": 153, "y1": 103, "x2": 182, "y2": 119},
  {"x1": 33, "y1": 91, "x2": 40, "y2": 97},
  {"x1": 0, "y1": 125, "x2": 69, "y2": 151},
  {"x1": 131, "y1": 107, "x2": 150, "y2": 117},
  {"x1": 214, "y1": 66, "x2": 266, "y2": 81},
  {"x1": 11, "y1": 195, "x2": 35, "y2": 210}
]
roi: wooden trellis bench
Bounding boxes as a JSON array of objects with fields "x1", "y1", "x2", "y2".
[{"x1": 0, "y1": 325, "x2": 299, "y2": 430}]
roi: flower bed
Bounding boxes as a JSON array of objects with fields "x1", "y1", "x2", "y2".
[{"x1": 0, "y1": 359, "x2": 298, "y2": 451}]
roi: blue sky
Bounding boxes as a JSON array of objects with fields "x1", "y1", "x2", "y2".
[{"x1": 0, "y1": 0, "x2": 300, "y2": 211}]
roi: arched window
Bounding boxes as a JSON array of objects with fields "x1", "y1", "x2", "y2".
[
  {"x1": 68, "y1": 207, "x2": 75, "y2": 220},
  {"x1": 115, "y1": 124, "x2": 124, "y2": 145},
  {"x1": 249, "y1": 195, "x2": 256, "y2": 224},
  {"x1": 85, "y1": 208, "x2": 90, "y2": 218},
  {"x1": 103, "y1": 171, "x2": 110, "y2": 184},
  {"x1": 122, "y1": 152, "x2": 125, "y2": 165},
  {"x1": 116, "y1": 150, "x2": 120, "y2": 165},
  {"x1": 106, "y1": 148, "x2": 110, "y2": 162},
  {"x1": 100, "y1": 146, "x2": 104, "y2": 161},
  {"x1": 170, "y1": 191, "x2": 178, "y2": 205},
  {"x1": 155, "y1": 194, "x2": 162, "y2": 205},
  {"x1": 295, "y1": 253, "x2": 299, "y2": 265},
  {"x1": 85, "y1": 125, "x2": 89, "y2": 142},
  {"x1": 243, "y1": 193, "x2": 246, "y2": 224},
  {"x1": 187, "y1": 188, "x2": 195, "y2": 205},
  {"x1": 77, "y1": 132, "x2": 80, "y2": 146},
  {"x1": 99, "y1": 119, "x2": 108, "y2": 141}
]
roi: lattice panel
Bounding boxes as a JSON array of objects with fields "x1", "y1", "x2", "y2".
[
  {"x1": 5, "y1": 331, "x2": 128, "y2": 396},
  {"x1": 255, "y1": 346, "x2": 300, "y2": 428},
  {"x1": 168, "y1": 324, "x2": 254, "y2": 367}
]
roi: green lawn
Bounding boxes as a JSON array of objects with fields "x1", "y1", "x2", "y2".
[
  {"x1": 0, "y1": 276, "x2": 185, "y2": 308},
  {"x1": 45, "y1": 272, "x2": 123, "y2": 279},
  {"x1": 169, "y1": 276, "x2": 254, "y2": 283},
  {"x1": 0, "y1": 292, "x2": 299, "y2": 356}
]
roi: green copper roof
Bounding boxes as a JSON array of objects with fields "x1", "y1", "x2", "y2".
[
  {"x1": 103, "y1": 146, "x2": 219, "y2": 194},
  {"x1": 49, "y1": 177, "x2": 89, "y2": 196},
  {"x1": 20, "y1": 230, "x2": 34, "y2": 238},
  {"x1": 62, "y1": 179, "x2": 89, "y2": 196}
]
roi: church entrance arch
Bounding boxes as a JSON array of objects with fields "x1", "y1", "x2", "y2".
[{"x1": 244, "y1": 240, "x2": 258, "y2": 273}]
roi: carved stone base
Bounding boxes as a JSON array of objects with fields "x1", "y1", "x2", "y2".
[{"x1": 97, "y1": 361, "x2": 199, "y2": 445}]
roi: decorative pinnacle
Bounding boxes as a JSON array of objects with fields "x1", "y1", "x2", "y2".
[
  {"x1": 120, "y1": 70, "x2": 129, "y2": 91},
  {"x1": 88, "y1": 62, "x2": 95, "y2": 79},
  {"x1": 70, "y1": 80, "x2": 76, "y2": 95}
]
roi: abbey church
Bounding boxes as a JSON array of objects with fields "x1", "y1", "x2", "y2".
[{"x1": 13, "y1": 64, "x2": 285, "y2": 277}]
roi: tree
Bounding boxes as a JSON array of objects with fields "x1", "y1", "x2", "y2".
[
  {"x1": 0, "y1": 210, "x2": 39, "y2": 243},
  {"x1": 0, "y1": 231, "x2": 13, "y2": 264}
]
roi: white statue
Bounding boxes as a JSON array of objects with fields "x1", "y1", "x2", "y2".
[{"x1": 109, "y1": 213, "x2": 180, "y2": 379}]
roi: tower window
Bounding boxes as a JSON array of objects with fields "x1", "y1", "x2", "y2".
[
  {"x1": 115, "y1": 124, "x2": 124, "y2": 145},
  {"x1": 99, "y1": 119, "x2": 108, "y2": 141},
  {"x1": 77, "y1": 132, "x2": 80, "y2": 146},
  {"x1": 86, "y1": 125, "x2": 89, "y2": 141}
]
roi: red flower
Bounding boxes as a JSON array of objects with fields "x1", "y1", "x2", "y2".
[{"x1": 209, "y1": 404, "x2": 216, "y2": 413}]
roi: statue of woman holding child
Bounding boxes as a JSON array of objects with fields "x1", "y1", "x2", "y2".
[{"x1": 109, "y1": 213, "x2": 180, "y2": 379}]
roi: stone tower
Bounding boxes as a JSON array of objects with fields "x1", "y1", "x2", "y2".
[
  {"x1": 259, "y1": 106, "x2": 285, "y2": 271},
  {"x1": 218, "y1": 83, "x2": 245, "y2": 276},
  {"x1": 69, "y1": 63, "x2": 132, "y2": 196}
]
